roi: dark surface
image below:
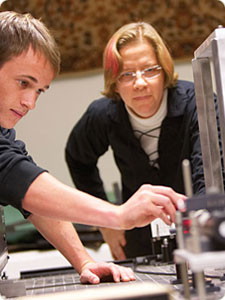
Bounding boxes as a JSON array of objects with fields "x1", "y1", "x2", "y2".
[{"x1": 4, "y1": 261, "x2": 225, "y2": 300}]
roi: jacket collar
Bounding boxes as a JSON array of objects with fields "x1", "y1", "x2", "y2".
[
  {"x1": 107, "y1": 99, "x2": 127, "y2": 123},
  {"x1": 167, "y1": 80, "x2": 191, "y2": 117}
]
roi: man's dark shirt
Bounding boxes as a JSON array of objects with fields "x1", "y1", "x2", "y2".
[{"x1": 0, "y1": 127, "x2": 45, "y2": 217}]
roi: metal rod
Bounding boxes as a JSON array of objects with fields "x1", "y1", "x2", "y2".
[{"x1": 182, "y1": 159, "x2": 193, "y2": 197}]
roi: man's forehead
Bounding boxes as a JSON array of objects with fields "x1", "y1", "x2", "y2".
[{"x1": 2, "y1": 49, "x2": 55, "y2": 86}]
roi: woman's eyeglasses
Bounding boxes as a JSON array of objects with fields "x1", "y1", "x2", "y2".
[{"x1": 118, "y1": 65, "x2": 162, "y2": 84}]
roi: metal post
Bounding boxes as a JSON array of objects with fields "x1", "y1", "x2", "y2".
[{"x1": 192, "y1": 27, "x2": 225, "y2": 193}]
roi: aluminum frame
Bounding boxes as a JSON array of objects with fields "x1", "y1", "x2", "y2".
[{"x1": 192, "y1": 26, "x2": 225, "y2": 192}]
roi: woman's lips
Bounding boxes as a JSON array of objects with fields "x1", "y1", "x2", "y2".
[{"x1": 133, "y1": 95, "x2": 150, "y2": 101}]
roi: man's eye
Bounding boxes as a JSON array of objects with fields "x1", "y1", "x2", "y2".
[{"x1": 19, "y1": 80, "x2": 28, "y2": 87}]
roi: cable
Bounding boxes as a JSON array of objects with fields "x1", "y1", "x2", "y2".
[
  {"x1": 134, "y1": 267, "x2": 222, "y2": 279},
  {"x1": 134, "y1": 268, "x2": 177, "y2": 276},
  {"x1": 113, "y1": 255, "x2": 224, "y2": 280}
]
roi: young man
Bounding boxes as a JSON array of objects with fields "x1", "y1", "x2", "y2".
[{"x1": 0, "y1": 12, "x2": 185, "y2": 283}]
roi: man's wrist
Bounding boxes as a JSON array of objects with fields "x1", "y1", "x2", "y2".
[{"x1": 80, "y1": 260, "x2": 95, "y2": 273}]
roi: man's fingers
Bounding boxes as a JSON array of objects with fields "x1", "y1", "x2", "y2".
[
  {"x1": 80, "y1": 262, "x2": 136, "y2": 284},
  {"x1": 144, "y1": 185, "x2": 186, "y2": 208},
  {"x1": 152, "y1": 196, "x2": 176, "y2": 223},
  {"x1": 110, "y1": 264, "x2": 135, "y2": 282},
  {"x1": 119, "y1": 266, "x2": 136, "y2": 282},
  {"x1": 121, "y1": 184, "x2": 186, "y2": 229},
  {"x1": 149, "y1": 204, "x2": 172, "y2": 225},
  {"x1": 140, "y1": 190, "x2": 176, "y2": 223},
  {"x1": 80, "y1": 269, "x2": 100, "y2": 284}
]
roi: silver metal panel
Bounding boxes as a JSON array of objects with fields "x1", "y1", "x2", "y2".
[
  {"x1": 192, "y1": 58, "x2": 223, "y2": 191},
  {"x1": 194, "y1": 27, "x2": 225, "y2": 58},
  {"x1": 212, "y1": 38, "x2": 225, "y2": 164},
  {"x1": 192, "y1": 27, "x2": 225, "y2": 192}
]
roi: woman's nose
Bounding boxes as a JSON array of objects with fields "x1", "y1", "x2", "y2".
[{"x1": 133, "y1": 73, "x2": 148, "y2": 89}]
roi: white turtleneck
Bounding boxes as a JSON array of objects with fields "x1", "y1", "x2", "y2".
[
  {"x1": 125, "y1": 89, "x2": 168, "y2": 169},
  {"x1": 125, "y1": 89, "x2": 171, "y2": 236}
]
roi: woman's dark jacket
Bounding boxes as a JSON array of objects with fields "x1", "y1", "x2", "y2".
[{"x1": 65, "y1": 80, "x2": 206, "y2": 258}]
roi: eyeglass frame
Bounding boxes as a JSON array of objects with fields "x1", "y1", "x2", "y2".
[{"x1": 117, "y1": 65, "x2": 162, "y2": 84}]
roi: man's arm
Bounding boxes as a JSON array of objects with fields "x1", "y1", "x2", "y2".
[
  {"x1": 23, "y1": 172, "x2": 186, "y2": 230},
  {"x1": 28, "y1": 214, "x2": 94, "y2": 274},
  {"x1": 28, "y1": 214, "x2": 135, "y2": 283}
]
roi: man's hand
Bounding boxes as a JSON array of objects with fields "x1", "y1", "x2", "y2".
[
  {"x1": 100, "y1": 228, "x2": 126, "y2": 260},
  {"x1": 80, "y1": 261, "x2": 135, "y2": 284},
  {"x1": 119, "y1": 184, "x2": 186, "y2": 229}
]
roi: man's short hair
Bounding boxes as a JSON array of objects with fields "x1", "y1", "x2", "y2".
[{"x1": 0, "y1": 11, "x2": 61, "y2": 75}]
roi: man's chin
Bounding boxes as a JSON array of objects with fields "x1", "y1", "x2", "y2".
[{"x1": 0, "y1": 121, "x2": 16, "y2": 129}]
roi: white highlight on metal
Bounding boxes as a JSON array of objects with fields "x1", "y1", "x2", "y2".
[{"x1": 218, "y1": 0, "x2": 225, "y2": 5}]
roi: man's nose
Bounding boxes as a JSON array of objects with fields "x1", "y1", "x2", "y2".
[{"x1": 21, "y1": 93, "x2": 37, "y2": 110}]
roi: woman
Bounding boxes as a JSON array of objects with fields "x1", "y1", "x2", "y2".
[{"x1": 65, "y1": 22, "x2": 206, "y2": 260}]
